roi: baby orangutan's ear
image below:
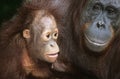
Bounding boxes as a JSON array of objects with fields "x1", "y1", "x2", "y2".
[{"x1": 23, "y1": 29, "x2": 30, "y2": 38}]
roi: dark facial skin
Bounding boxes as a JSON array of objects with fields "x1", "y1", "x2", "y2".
[
  {"x1": 23, "y1": 10, "x2": 59, "y2": 63},
  {"x1": 70, "y1": 0, "x2": 120, "y2": 78},
  {"x1": 52, "y1": 0, "x2": 120, "y2": 78},
  {"x1": 82, "y1": 0, "x2": 120, "y2": 52}
]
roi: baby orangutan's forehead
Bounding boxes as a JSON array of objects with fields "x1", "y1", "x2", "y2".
[
  {"x1": 40, "y1": 16, "x2": 57, "y2": 30},
  {"x1": 31, "y1": 10, "x2": 57, "y2": 31}
]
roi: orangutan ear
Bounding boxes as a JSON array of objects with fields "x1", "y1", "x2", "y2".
[{"x1": 23, "y1": 29, "x2": 30, "y2": 38}]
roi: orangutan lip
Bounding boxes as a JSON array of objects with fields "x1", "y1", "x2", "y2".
[
  {"x1": 84, "y1": 34, "x2": 107, "y2": 46},
  {"x1": 47, "y1": 53, "x2": 58, "y2": 58}
]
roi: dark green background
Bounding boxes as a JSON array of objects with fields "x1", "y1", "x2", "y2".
[{"x1": 0, "y1": 0, "x2": 22, "y2": 25}]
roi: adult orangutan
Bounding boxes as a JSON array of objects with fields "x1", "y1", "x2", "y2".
[{"x1": 53, "y1": 0, "x2": 120, "y2": 79}]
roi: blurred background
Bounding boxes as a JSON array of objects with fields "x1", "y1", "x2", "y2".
[{"x1": 0, "y1": 0, "x2": 22, "y2": 25}]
